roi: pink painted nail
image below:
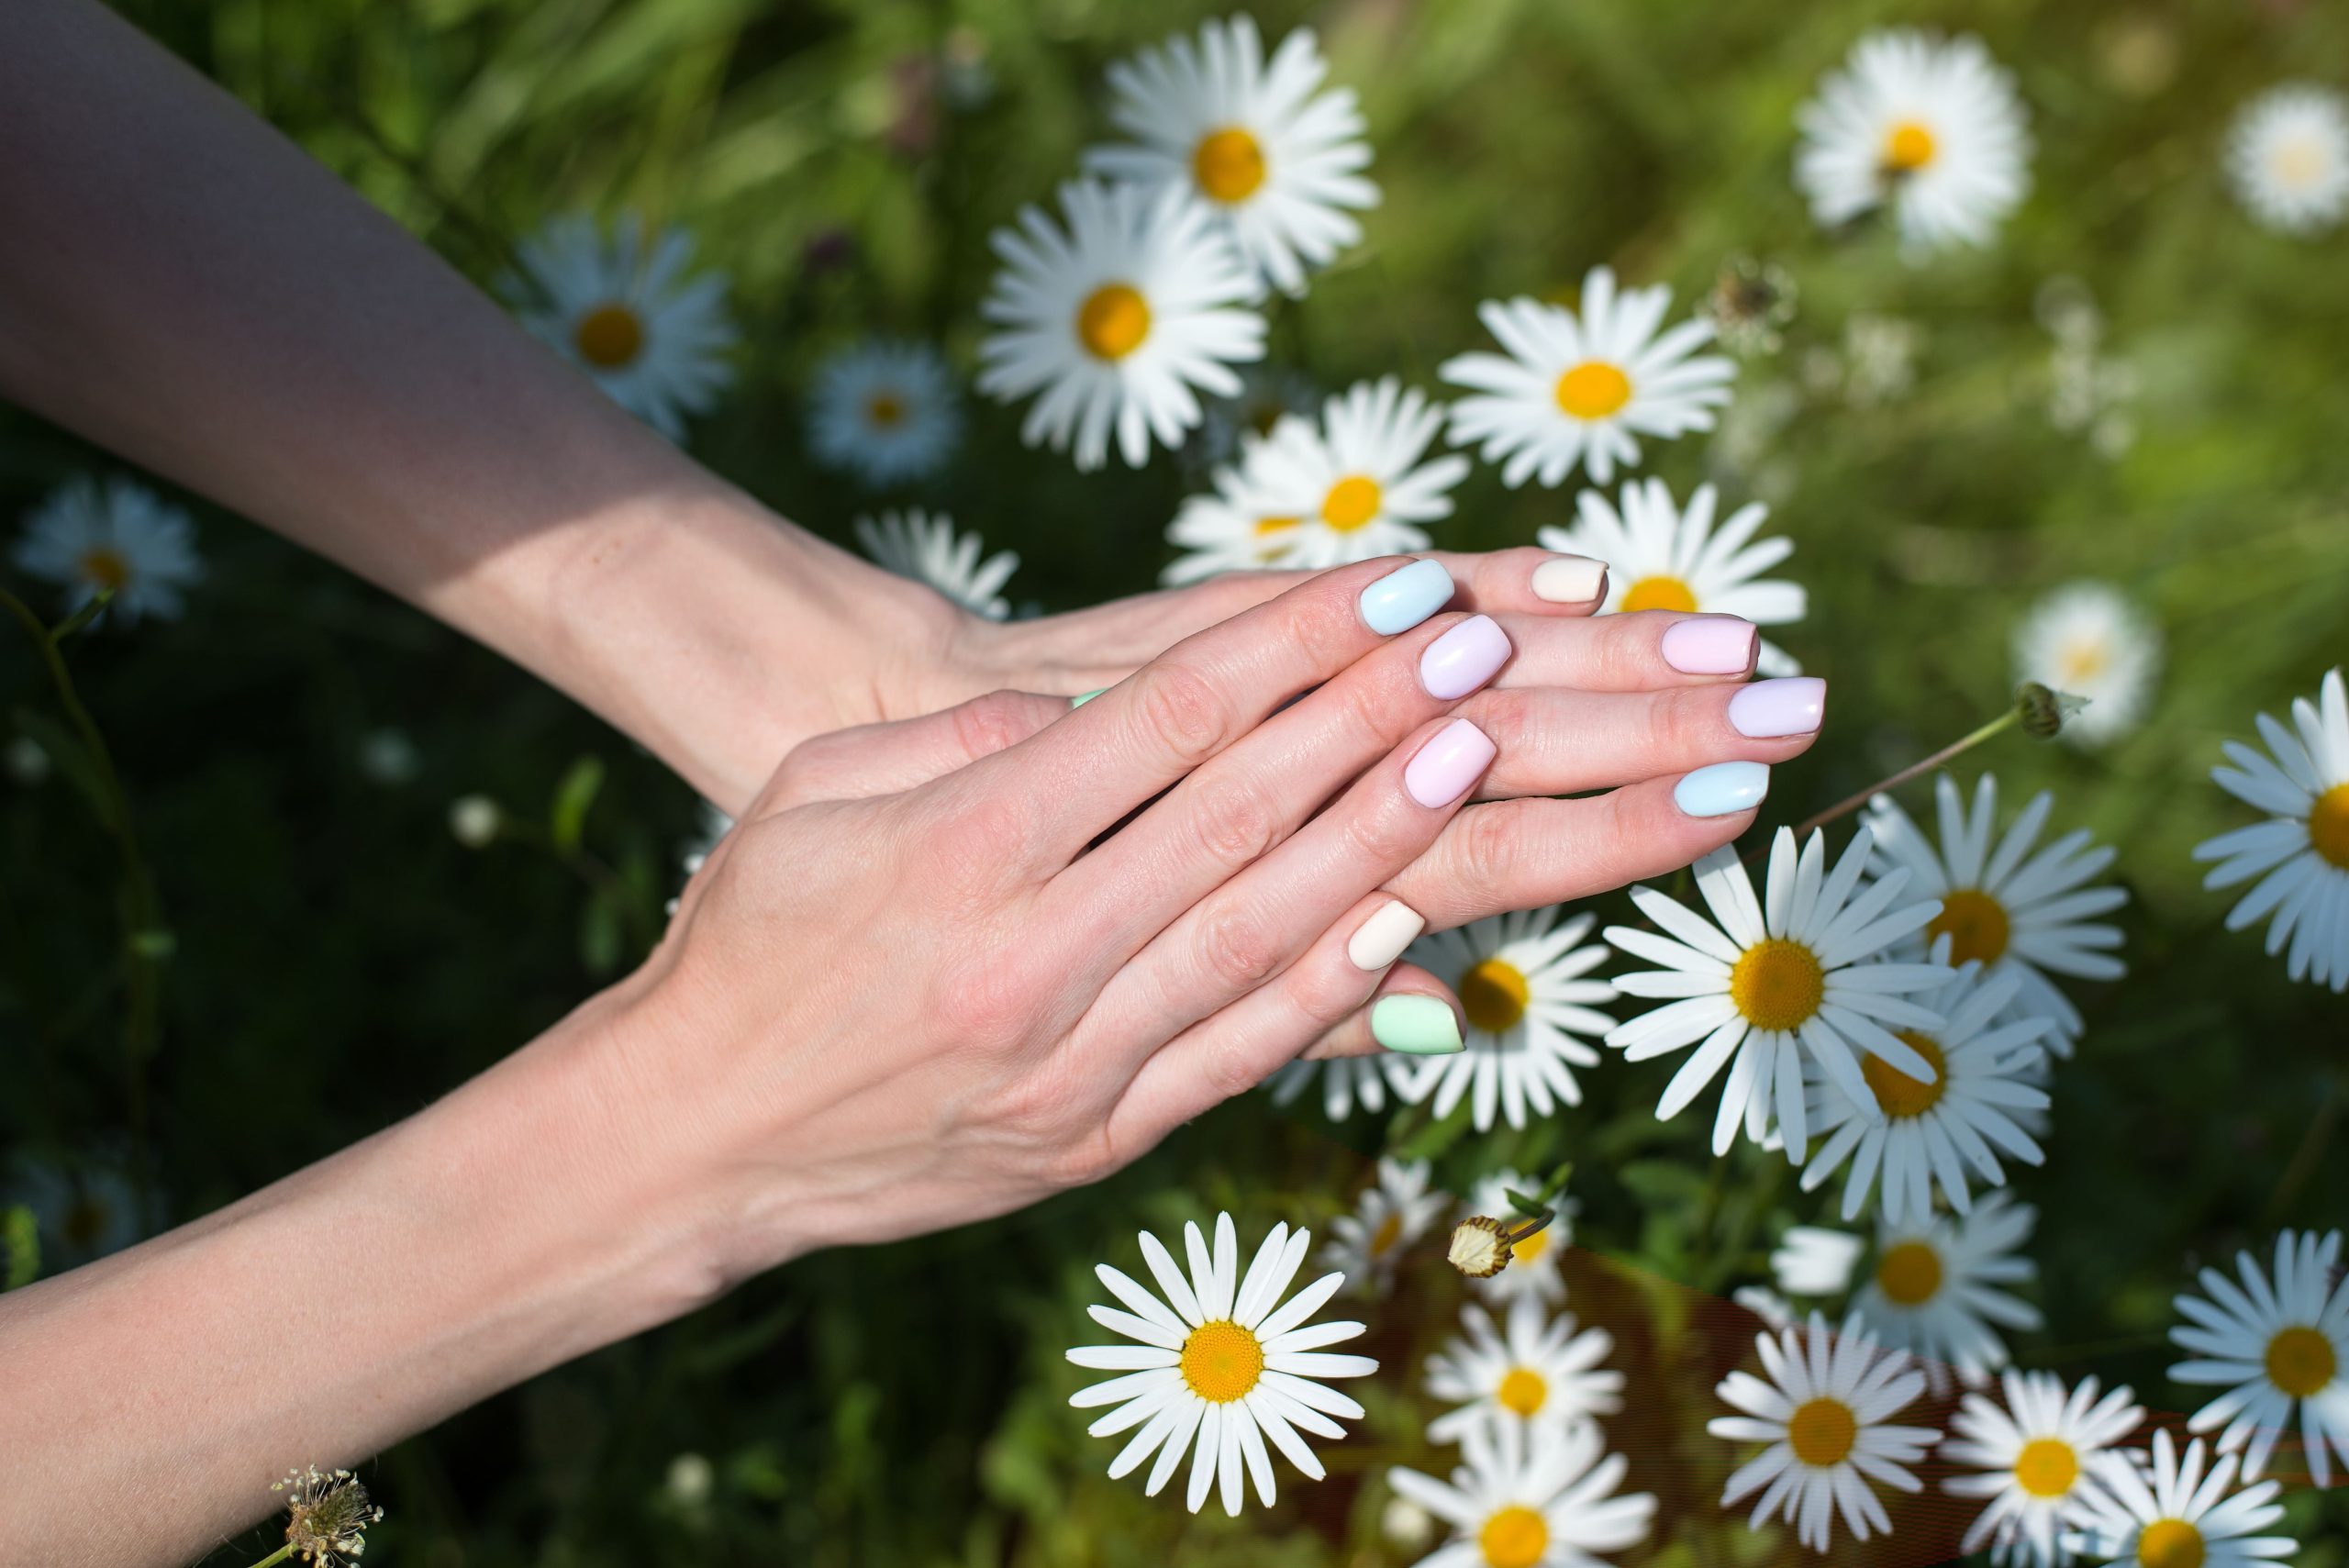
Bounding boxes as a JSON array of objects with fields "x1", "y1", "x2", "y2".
[
  {"x1": 1728, "y1": 676, "x2": 1828, "y2": 738},
  {"x1": 1419, "y1": 615, "x2": 1512, "y2": 699},
  {"x1": 1404, "y1": 718, "x2": 1496, "y2": 808},
  {"x1": 1660, "y1": 616, "x2": 1758, "y2": 675}
]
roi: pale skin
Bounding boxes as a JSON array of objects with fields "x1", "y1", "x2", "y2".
[{"x1": 0, "y1": 3, "x2": 1828, "y2": 1562}]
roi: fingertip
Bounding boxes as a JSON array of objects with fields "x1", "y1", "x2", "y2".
[
  {"x1": 1673, "y1": 760, "x2": 1771, "y2": 818},
  {"x1": 1370, "y1": 991, "x2": 1464, "y2": 1056},
  {"x1": 1531, "y1": 553, "x2": 1609, "y2": 606}
]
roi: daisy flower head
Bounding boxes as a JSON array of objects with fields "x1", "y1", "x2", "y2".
[
  {"x1": 1085, "y1": 15, "x2": 1376, "y2": 298},
  {"x1": 1425, "y1": 1297, "x2": 1624, "y2": 1444},
  {"x1": 1536, "y1": 478, "x2": 1807, "y2": 675},
  {"x1": 1709, "y1": 1311, "x2": 1937, "y2": 1552},
  {"x1": 12, "y1": 476, "x2": 202, "y2": 625},
  {"x1": 1267, "y1": 1052, "x2": 1419, "y2": 1121},
  {"x1": 2169, "y1": 1228, "x2": 2349, "y2": 1485},
  {"x1": 1163, "y1": 449, "x2": 1298, "y2": 584},
  {"x1": 1867, "y1": 773, "x2": 2129, "y2": 1048},
  {"x1": 1402, "y1": 909, "x2": 1618, "y2": 1134},
  {"x1": 1794, "y1": 29, "x2": 2032, "y2": 253},
  {"x1": 2192, "y1": 668, "x2": 2349, "y2": 992},
  {"x1": 979, "y1": 180, "x2": 1264, "y2": 472},
  {"x1": 1388, "y1": 1417, "x2": 1656, "y2": 1568},
  {"x1": 5, "y1": 1147, "x2": 158, "y2": 1267},
  {"x1": 507, "y1": 213, "x2": 735, "y2": 439},
  {"x1": 1462, "y1": 1171, "x2": 1577, "y2": 1307},
  {"x1": 853, "y1": 509, "x2": 1019, "y2": 621},
  {"x1": 1319, "y1": 1156, "x2": 1451, "y2": 1294},
  {"x1": 2012, "y1": 581, "x2": 2163, "y2": 748},
  {"x1": 806, "y1": 339, "x2": 962, "y2": 487},
  {"x1": 1602, "y1": 826, "x2": 1951, "y2": 1160},
  {"x1": 2065, "y1": 1429, "x2": 2295, "y2": 1568},
  {"x1": 1067, "y1": 1212, "x2": 1377, "y2": 1516},
  {"x1": 1773, "y1": 1225, "x2": 1865, "y2": 1299},
  {"x1": 1943, "y1": 1370, "x2": 2145, "y2": 1568},
  {"x1": 1735, "y1": 1287, "x2": 1800, "y2": 1333},
  {"x1": 1853, "y1": 1193, "x2": 2044, "y2": 1395},
  {"x1": 2225, "y1": 84, "x2": 2349, "y2": 236},
  {"x1": 1441, "y1": 266, "x2": 1735, "y2": 489},
  {"x1": 1232, "y1": 378, "x2": 1471, "y2": 568}
]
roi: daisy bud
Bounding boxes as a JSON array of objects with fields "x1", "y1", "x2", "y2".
[
  {"x1": 2015, "y1": 681, "x2": 2088, "y2": 740},
  {"x1": 448, "y1": 795, "x2": 501, "y2": 849},
  {"x1": 1447, "y1": 1216, "x2": 1514, "y2": 1279},
  {"x1": 272, "y1": 1465, "x2": 383, "y2": 1566}
]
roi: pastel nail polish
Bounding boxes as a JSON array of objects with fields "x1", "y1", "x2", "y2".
[
  {"x1": 1069, "y1": 688, "x2": 1108, "y2": 708},
  {"x1": 1674, "y1": 760, "x2": 1771, "y2": 817},
  {"x1": 1660, "y1": 616, "x2": 1759, "y2": 675},
  {"x1": 1419, "y1": 615, "x2": 1512, "y2": 699},
  {"x1": 1404, "y1": 718, "x2": 1497, "y2": 808},
  {"x1": 1371, "y1": 995, "x2": 1464, "y2": 1055},
  {"x1": 1531, "y1": 555, "x2": 1608, "y2": 604},
  {"x1": 1727, "y1": 677, "x2": 1827, "y2": 739},
  {"x1": 1348, "y1": 899, "x2": 1426, "y2": 972},
  {"x1": 1358, "y1": 558, "x2": 1454, "y2": 636}
]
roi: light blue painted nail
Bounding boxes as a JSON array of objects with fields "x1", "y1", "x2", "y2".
[
  {"x1": 1358, "y1": 558, "x2": 1454, "y2": 636},
  {"x1": 1371, "y1": 995, "x2": 1464, "y2": 1055},
  {"x1": 1069, "y1": 688, "x2": 1108, "y2": 708},
  {"x1": 1674, "y1": 760, "x2": 1771, "y2": 817}
]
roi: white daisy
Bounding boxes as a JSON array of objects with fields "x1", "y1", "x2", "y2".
[
  {"x1": 1709, "y1": 1311, "x2": 1937, "y2": 1552},
  {"x1": 1799, "y1": 953, "x2": 2052, "y2": 1226},
  {"x1": 2065, "y1": 1430, "x2": 2296, "y2": 1568},
  {"x1": 807, "y1": 339, "x2": 962, "y2": 486},
  {"x1": 1441, "y1": 266, "x2": 1735, "y2": 489},
  {"x1": 2192, "y1": 668, "x2": 2349, "y2": 992},
  {"x1": 4, "y1": 1148, "x2": 157, "y2": 1267},
  {"x1": 1266, "y1": 1053, "x2": 1420, "y2": 1121},
  {"x1": 1536, "y1": 478, "x2": 1807, "y2": 676},
  {"x1": 1424, "y1": 1297, "x2": 1624, "y2": 1444},
  {"x1": 2169, "y1": 1228, "x2": 2349, "y2": 1485},
  {"x1": 1734, "y1": 1287, "x2": 1800, "y2": 1333},
  {"x1": 1602, "y1": 826, "x2": 1950, "y2": 1160},
  {"x1": 1162, "y1": 454, "x2": 1308, "y2": 584},
  {"x1": 1243, "y1": 379, "x2": 1470, "y2": 564},
  {"x1": 977, "y1": 180, "x2": 1264, "y2": 471},
  {"x1": 1463, "y1": 1171, "x2": 1577, "y2": 1308},
  {"x1": 1399, "y1": 909, "x2": 1618, "y2": 1135},
  {"x1": 2225, "y1": 84, "x2": 2349, "y2": 237},
  {"x1": 1773, "y1": 1226, "x2": 1865, "y2": 1299},
  {"x1": 1388, "y1": 1417, "x2": 1656, "y2": 1568},
  {"x1": 853, "y1": 509, "x2": 1018, "y2": 621},
  {"x1": 1085, "y1": 15, "x2": 1377, "y2": 297},
  {"x1": 1198, "y1": 363, "x2": 1319, "y2": 462},
  {"x1": 2012, "y1": 582, "x2": 2163, "y2": 748},
  {"x1": 1067, "y1": 1212, "x2": 1377, "y2": 1516},
  {"x1": 11, "y1": 476, "x2": 202, "y2": 625},
  {"x1": 1319, "y1": 1157, "x2": 1451, "y2": 1294},
  {"x1": 1944, "y1": 1369, "x2": 2143, "y2": 1568},
  {"x1": 507, "y1": 213, "x2": 735, "y2": 439},
  {"x1": 1852, "y1": 1193, "x2": 2044, "y2": 1395},
  {"x1": 1794, "y1": 29, "x2": 2032, "y2": 252}
]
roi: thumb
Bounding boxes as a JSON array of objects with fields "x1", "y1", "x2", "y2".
[{"x1": 751, "y1": 689, "x2": 1074, "y2": 815}]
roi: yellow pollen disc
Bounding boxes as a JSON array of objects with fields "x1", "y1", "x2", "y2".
[
  {"x1": 1321, "y1": 475, "x2": 1384, "y2": 532},
  {"x1": 1460, "y1": 958, "x2": 1531, "y2": 1034},
  {"x1": 864, "y1": 391, "x2": 906, "y2": 428},
  {"x1": 1178, "y1": 1318, "x2": 1264, "y2": 1404},
  {"x1": 2273, "y1": 138, "x2": 2329, "y2": 188},
  {"x1": 2265, "y1": 1324, "x2": 2339, "y2": 1397},
  {"x1": 1864, "y1": 1031, "x2": 1948, "y2": 1119},
  {"x1": 1787, "y1": 1396, "x2": 1858, "y2": 1467},
  {"x1": 1728, "y1": 939, "x2": 1826, "y2": 1033},
  {"x1": 1620, "y1": 574, "x2": 1698, "y2": 614},
  {"x1": 1875, "y1": 1239, "x2": 1944, "y2": 1307},
  {"x1": 1253, "y1": 516, "x2": 1300, "y2": 536},
  {"x1": 1884, "y1": 120, "x2": 1938, "y2": 173},
  {"x1": 1076, "y1": 284, "x2": 1152, "y2": 361},
  {"x1": 2309, "y1": 784, "x2": 2349, "y2": 872},
  {"x1": 2013, "y1": 1437, "x2": 2080, "y2": 1499},
  {"x1": 1192, "y1": 126, "x2": 1269, "y2": 204},
  {"x1": 1553, "y1": 360, "x2": 1632, "y2": 420},
  {"x1": 1369, "y1": 1211, "x2": 1404, "y2": 1256},
  {"x1": 1511, "y1": 1226, "x2": 1553, "y2": 1265},
  {"x1": 1928, "y1": 887, "x2": 2012, "y2": 965},
  {"x1": 2059, "y1": 637, "x2": 2110, "y2": 686},
  {"x1": 1478, "y1": 1505, "x2": 1550, "y2": 1568},
  {"x1": 573, "y1": 303, "x2": 645, "y2": 368},
  {"x1": 2138, "y1": 1518, "x2": 2206, "y2": 1568},
  {"x1": 1497, "y1": 1366, "x2": 1549, "y2": 1418},
  {"x1": 78, "y1": 547, "x2": 130, "y2": 592}
]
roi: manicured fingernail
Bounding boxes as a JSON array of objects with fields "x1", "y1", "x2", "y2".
[
  {"x1": 1359, "y1": 558, "x2": 1454, "y2": 636},
  {"x1": 1404, "y1": 717, "x2": 1497, "y2": 808},
  {"x1": 1070, "y1": 688, "x2": 1108, "y2": 708},
  {"x1": 1727, "y1": 677, "x2": 1827, "y2": 739},
  {"x1": 1372, "y1": 994, "x2": 1464, "y2": 1055},
  {"x1": 1660, "y1": 615, "x2": 1759, "y2": 675},
  {"x1": 1419, "y1": 615, "x2": 1511, "y2": 699},
  {"x1": 1675, "y1": 760, "x2": 1771, "y2": 817},
  {"x1": 1531, "y1": 554, "x2": 1607, "y2": 604},
  {"x1": 1348, "y1": 899, "x2": 1426, "y2": 972}
]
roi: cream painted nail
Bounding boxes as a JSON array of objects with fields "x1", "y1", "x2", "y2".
[
  {"x1": 1347, "y1": 899, "x2": 1426, "y2": 972},
  {"x1": 1531, "y1": 555, "x2": 1608, "y2": 604}
]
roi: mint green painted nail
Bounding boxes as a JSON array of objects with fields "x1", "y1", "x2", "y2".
[
  {"x1": 1372, "y1": 995, "x2": 1464, "y2": 1055},
  {"x1": 1070, "y1": 688, "x2": 1108, "y2": 708}
]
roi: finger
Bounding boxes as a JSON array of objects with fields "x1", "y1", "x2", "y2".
[
  {"x1": 1482, "y1": 609, "x2": 1763, "y2": 693},
  {"x1": 755, "y1": 689, "x2": 1068, "y2": 813},
  {"x1": 1297, "y1": 963, "x2": 1456, "y2": 1062},
  {"x1": 1461, "y1": 677, "x2": 1827, "y2": 800}
]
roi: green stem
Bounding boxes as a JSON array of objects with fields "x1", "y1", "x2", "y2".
[
  {"x1": 242, "y1": 1546, "x2": 294, "y2": 1568},
  {"x1": 1787, "y1": 706, "x2": 2023, "y2": 845}
]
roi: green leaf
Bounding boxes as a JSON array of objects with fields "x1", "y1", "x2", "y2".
[
  {"x1": 2, "y1": 1206, "x2": 37, "y2": 1291},
  {"x1": 549, "y1": 754, "x2": 606, "y2": 854},
  {"x1": 1393, "y1": 1095, "x2": 1473, "y2": 1162},
  {"x1": 579, "y1": 892, "x2": 621, "y2": 977}
]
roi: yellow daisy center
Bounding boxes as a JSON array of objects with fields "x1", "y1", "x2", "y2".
[
  {"x1": 2014, "y1": 1437, "x2": 2081, "y2": 1499},
  {"x1": 2058, "y1": 636, "x2": 2110, "y2": 686},
  {"x1": 1511, "y1": 1225, "x2": 1553, "y2": 1265},
  {"x1": 1321, "y1": 475, "x2": 1385, "y2": 532},
  {"x1": 1787, "y1": 1396, "x2": 1859, "y2": 1467},
  {"x1": 1076, "y1": 284, "x2": 1152, "y2": 361},
  {"x1": 1874, "y1": 1239, "x2": 1944, "y2": 1307},
  {"x1": 1620, "y1": 574, "x2": 1698, "y2": 614},
  {"x1": 864, "y1": 391, "x2": 907, "y2": 428},
  {"x1": 1478, "y1": 1506, "x2": 1550, "y2": 1568},
  {"x1": 1369, "y1": 1210, "x2": 1405, "y2": 1257},
  {"x1": 1928, "y1": 888, "x2": 2011, "y2": 965},
  {"x1": 78, "y1": 547, "x2": 131, "y2": 592},
  {"x1": 2273, "y1": 136, "x2": 2330, "y2": 190},
  {"x1": 1460, "y1": 958, "x2": 1531, "y2": 1034},
  {"x1": 573, "y1": 302, "x2": 645, "y2": 368},
  {"x1": 1883, "y1": 120, "x2": 1938, "y2": 173},
  {"x1": 2309, "y1": 784, "x2": 2349, "y2": 871},
  {"x1": 1553, "y1": 360, "x2": 1632, "y2": 420},
  {"x1": 2138, "y1": 1518, "x2": 2206, "y2": 1568},
  {"x1": 1863, "y1": 1031, "x2": 1948, "y2": 1119},
  {"x1": 1497, "y1": 1366, "x2": 1549, "y2": 1418},
  {"x1": 1178, "y1": 1318, "x2": 1264, "y2": 1404},
  {"x1": 2265, "y1": 1324, "x2": 2339, "y2": 1397},
  {"x1": 1728, "y1": 938, "x2": 1826, "y2": 1033},
  {"x1": 1192, "y1": 126, "x2": 1268, "y2": 204}
]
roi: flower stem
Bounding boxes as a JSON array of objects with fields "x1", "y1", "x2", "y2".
[
  {"x1": 241, "y1": 1546, "x2": 294, "y2": 1568},
  {"x1": 1787, "y1": 707, "x2": 2023, "y2": 842}
]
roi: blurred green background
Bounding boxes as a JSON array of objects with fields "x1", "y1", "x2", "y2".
[{"x1": 4, "y1": 0, "x2": 2347, "y2": 1562}]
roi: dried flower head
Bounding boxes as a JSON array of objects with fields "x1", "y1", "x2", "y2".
[
  {"x1": 2016, "y1": 681, "x2": 2089, "y2": 740},
  {"x1": 272, "y1": 1466, "x2": 384, "y2": 1565},
  {"x1": 1447, "y1": 1215, "x2": 1514, "y2": 1278},
  {"x1": 1704, "y1": 255, "x2": 1798, "y2": 355}
]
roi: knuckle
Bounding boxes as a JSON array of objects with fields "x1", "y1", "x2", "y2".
[
  {"x1": 1134, "y1": 661, "x2": 1232, "y2": 770},
  {"x1": 1286, "y1": 958, "x2": 1374, "y2": 1031},
  {"x1": 1464, "y1": 688, "x2": 1531, "y2": 756},
  {"x1": 1454, "y1": 800, "x2": 1527, "y2": 898},
  {"x1": 1194, "y1": 899, "x2": 1285, "y2": 989},
  {"x1": 951, "y1": 690, "x2": 1036, "y2": 762},
  {"x1": 1341, "y1": 795, "x2": 1423, "y2": 868},
  {"x1": 933, "y1": 945, "x2": 1040, "y2": 1050},
  {"x1": 1197, "y1": 1030, "x2": 1279, "y2": 1106},
  {"x1": 1186, "y1": 773, "x2": 1284, "y2": 873}
]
